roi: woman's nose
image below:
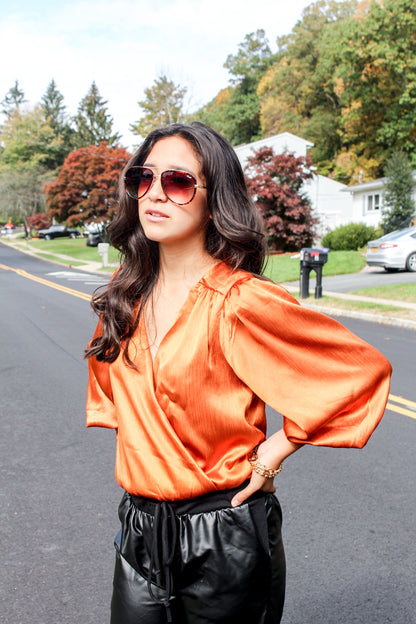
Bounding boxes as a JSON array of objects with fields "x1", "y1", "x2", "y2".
[{"x1": 147, "y1": 174, "x2": 167, "y2": 201}]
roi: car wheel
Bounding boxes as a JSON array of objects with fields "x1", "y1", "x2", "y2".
[
  {"x1": 383, "y1": 267, "x2": 399, "y2": 273},
  {"x1": 45, "y1": 234, "x2": 51, "y2": 240},
  {"x1": 69, "y1": 233, "x2": 77, "y2": 239},
  {"x1": 405, "y1": 252, "x2": 416, "y2": 272}
]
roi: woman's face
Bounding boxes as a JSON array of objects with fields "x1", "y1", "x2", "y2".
[{"x1": 137, "y1": 136, "x2": 210, "y2": 250}]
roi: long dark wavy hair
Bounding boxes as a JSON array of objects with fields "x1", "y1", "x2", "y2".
[{"x1": 85, "y1": 121, "x2": 266, "y2": 366}]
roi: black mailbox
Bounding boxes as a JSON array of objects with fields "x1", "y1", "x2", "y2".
[{"x1": 299, "y1": 247, "x2": 329, "y2": 299}]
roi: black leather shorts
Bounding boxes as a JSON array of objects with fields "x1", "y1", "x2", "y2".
[{"x1": 111, "y1": 485, "x2": 286, "y2": 624}]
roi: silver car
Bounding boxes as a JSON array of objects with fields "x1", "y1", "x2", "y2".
[{"x1": 366, "y1": 226, "x2": 416, "y2": 272}]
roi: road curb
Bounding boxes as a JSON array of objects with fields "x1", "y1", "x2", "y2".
[{"x1": 299, "y1": 302, "x2": 416, "y2": 330}]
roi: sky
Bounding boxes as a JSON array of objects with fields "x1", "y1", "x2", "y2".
[{"x1": 0, "y1": 0, "x2": 316, "y2": 150}]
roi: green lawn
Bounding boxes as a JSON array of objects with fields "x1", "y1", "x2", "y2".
[
  {"x1": 263, "y1": 250, "x2": 367, "y2": 283},
  {"x1": 25, "y1": 237, "x2": 120, "y2": 265},
  {"x1": 297, "y1": 295, "x2": 404, "y2": 313},
  {"x1": 352, "y1": 282, "x2": 416, "y2": 303}
]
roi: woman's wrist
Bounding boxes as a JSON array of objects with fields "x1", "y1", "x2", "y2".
[
  {"x1": 251, "y1": 429, "x2": 303, "y2": 475},
  {"x1": 249, "y1": 446, "x2": 283, "y2": 478}
]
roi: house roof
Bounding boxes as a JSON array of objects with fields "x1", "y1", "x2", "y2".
[
  {"x1": 342, "y1": 170, "x2": 416, "y2": 193},
  {"x1": 235, "y1": 131, "x2": 314, "y2": 152}
]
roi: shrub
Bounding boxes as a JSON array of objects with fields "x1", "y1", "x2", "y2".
[{"x1": 321, "y1": 223, "x2": 377, "y2": 250}]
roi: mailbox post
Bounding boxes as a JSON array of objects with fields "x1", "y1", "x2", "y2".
[{"x1": 299, "y1": 248, "x2": 329, "y2": 299}]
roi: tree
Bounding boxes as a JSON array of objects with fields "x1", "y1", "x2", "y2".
[
  {"x1": 195, "y1": 30, "x2": 275, "y2": 145},
  {"x1": 192, "y1": 88, "x2": 233, "y2": 139},
  {"x1": 0, "y1": 163, "x2": 52, "y2": 224},
  {"x1": 130, "y1": 74, "x2": 187, "y2": 138},
  {"x1": 382, "y1": 152, "x2": 416, "y2": 233},
  {"x1": 332, "y1": 0, "x2": 416, "y2": 181},
  {"x1": 72, "y1": 82, "x2": 121, "y2": 148},
  {"x1": 26, "y1": 212, "x2": 50, "y2": 232},
  {"x1": 245, "y1": 146, "x2": 316, "y2": 251},
  {"x1": 224, "y1": 29, "x2": 274, "y2": 85},
  {"x1": 40, "y1": 79, "x2": 74, "y2": 167},
  {"x1": 44, "y1": 142, "x2": 131, "y2": 226},
  {"x1": 41, "y1": 79, "x2": 67, "y2": 132},
  {"x1": 1, "y1": 80, "x2": 27, "y2": 118},
  {"x1": 0, "y1": 107, "x2": 64, "y2": 170},
  {"x1": 0, "y1": 105, "x2": 62, "y2": 224},
  {"x1": 257, "y1": 1, "x2": 356, "y2": 174}
]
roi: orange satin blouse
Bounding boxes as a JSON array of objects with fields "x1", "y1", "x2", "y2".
[{"x1": 86, "y1": 261, "x2": 392, "y2": 500}]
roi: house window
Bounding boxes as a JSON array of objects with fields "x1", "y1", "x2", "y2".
[{"x1": 367, "y1": 194, "x2": 381, "y2": 211}]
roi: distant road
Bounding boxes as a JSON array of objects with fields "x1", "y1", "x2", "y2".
[
  {"x1": 1, "y1": 243, "x2": 415, "y2": 624},
  {"x1": 283, "y1": 264, "x2": 416, "y2": 293}
]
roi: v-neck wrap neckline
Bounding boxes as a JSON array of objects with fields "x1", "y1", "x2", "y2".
[
  {"x1": 87, "y1": 261, "x2": 392, "y2": 501},
  {"x1": 143, "y1": 262, "x2": 222, "y2": 366}
]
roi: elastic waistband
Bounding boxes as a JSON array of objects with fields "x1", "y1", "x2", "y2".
[{"x1": 130, "y1": 481, "x2": 266, "y2": 516}]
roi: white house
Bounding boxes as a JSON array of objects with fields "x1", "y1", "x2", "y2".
[
  {"x1": 341, "y1": 171, "x2": 416, "y2": 229},
  {"x1": 234, "y1": 132, "x2": 353, "y2": 238}
]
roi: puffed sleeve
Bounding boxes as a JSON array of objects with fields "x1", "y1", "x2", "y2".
[
  {"x1": 220, "y1": 277, "x2": 392, "y2": 448},
  {"x1": 86, "y1": 319, "x2": 118, "y2": 429}
]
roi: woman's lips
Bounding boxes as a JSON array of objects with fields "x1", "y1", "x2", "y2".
[{"x1": 145, "y1": 209, "x2": 169, "y2": 222}]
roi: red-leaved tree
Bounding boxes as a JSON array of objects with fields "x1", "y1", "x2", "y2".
[
  {"x1": 26, "y1": 212, "x2": 50, "y2": 233},
  {"x1": 44, "y1": 142, "x2": 131, "y2": 226},
  {"x1": 245, "y1": 147, "x2": 317, "y2": 251}
]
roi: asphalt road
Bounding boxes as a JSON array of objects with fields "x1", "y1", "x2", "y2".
[
  {"x1": 1, "y1": 243, "x2": 415, "y2": 624},
  {"x1": 283, "y1": 264, "x2": 416, "y2": 293}
]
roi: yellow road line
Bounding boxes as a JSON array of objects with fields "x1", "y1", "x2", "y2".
[
  {"x1": 388, "y1": 394, "x2": 416, "y2": 409},
  {"x1": 386, "y1": 403, "x2": 416, "y2": 420},
  {"x1": 0, "y1": 263, "x2": 91, "y2": 302},
  {"x1": 387, "y1": 394, "x2": 416, "y2": 420}
]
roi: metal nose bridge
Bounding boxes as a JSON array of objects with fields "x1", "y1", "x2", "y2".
[{"x1": 147, "y1": 172, "x2": 166, "y2": 197}]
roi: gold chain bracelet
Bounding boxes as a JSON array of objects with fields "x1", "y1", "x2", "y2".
[{"x1": 248, "y1": 446, "x2": 283, "y2": 479}]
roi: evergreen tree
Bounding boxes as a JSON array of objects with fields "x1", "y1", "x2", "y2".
[
  {"x1": 72, "y1": 82, "x2": 120, "y2": 148},
  {"x1": 1, "y1": 80, "x2": 27, "y2": 118},
  {"x1": 382, "y1": 152, "x2": 415, "y2": 233},
  {"x1": 41, "y1": 79, "x2": 68, "y2": 133},
  {"x1": 41, "y1": 79, "x2": 74, "y2": 167}
]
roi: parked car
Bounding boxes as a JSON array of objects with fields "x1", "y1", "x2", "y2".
[
  {"x1": 366, "y1": 226, "x2": 416, "y2": 272},
  {"x1": 84, "y1": 223, "x2": 107, "y2": 247},
  {"x1": 37, "y1": 224, "x2": 80, "y2": 240},
  {"x1": 86, "y1": 232, "x2": 105, "y2": 247}
]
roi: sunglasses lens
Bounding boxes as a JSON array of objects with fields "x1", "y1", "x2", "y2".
[
  {"x1": 125, "y1": 167, "x2": 153, "y2": 199},
  {"x1": 161, "y1": 170, "x2": 196, "y2": 205}
]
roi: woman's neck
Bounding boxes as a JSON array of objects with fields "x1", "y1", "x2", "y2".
[{"x1": 157, "y1": 243, "x2": 218, "y2": 286}]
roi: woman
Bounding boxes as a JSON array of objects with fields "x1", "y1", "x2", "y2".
[{"x1": 85, "y1": 122, "x2": 391, "y2": 624}]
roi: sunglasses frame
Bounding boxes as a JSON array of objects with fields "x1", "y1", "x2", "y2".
[{"x1": 124, "y1": 166, "x2": 207, "y2": 206}]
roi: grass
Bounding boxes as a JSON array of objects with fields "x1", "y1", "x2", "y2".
[
  {"x1": 16, "y1": 237, "x2": 120, "y2": 266},
  {"x1": 297, "y1": 295, "x2": 416, "y2": 321},
  {"x1": 35, "y1": 252, "x2": 86, "y2": 267},
  {"x1": 298, "y1": 295, "x2": 403, "y2": 313},
  {"x1": 263, "y1": 250, "x2": 367, "y2": 283},
  {"x1": 351, "y1": 282, "x2": 416, "y2": 303}
]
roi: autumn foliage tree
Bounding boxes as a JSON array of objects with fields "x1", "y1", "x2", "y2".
[
  {"x1": 245, "y1": 147, "x2": 316, "y2": 251},
  {"x1": 44, "y1": 142, "x2": 131, "y2": 226}
]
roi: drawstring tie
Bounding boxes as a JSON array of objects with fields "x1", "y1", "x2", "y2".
[{"x1": 147, "y1": 502, "x2": 178, "y2": 623}]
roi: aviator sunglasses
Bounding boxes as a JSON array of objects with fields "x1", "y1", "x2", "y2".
[{"x1": 124, "y1": 166, "x2": 207, "y2": 205}]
